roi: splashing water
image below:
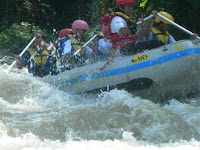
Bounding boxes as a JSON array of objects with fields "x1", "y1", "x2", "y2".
[{"x1": 0, "y1": 60, "x2": 200, "y2": 150}]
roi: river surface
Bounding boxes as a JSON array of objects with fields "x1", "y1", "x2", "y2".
[{"x1": 0, "y1": 57, "x2": 200, "y2": 150}]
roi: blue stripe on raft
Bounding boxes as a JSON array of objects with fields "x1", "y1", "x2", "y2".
[{"x1": 58, "y1": 48, "x2": 200, "y2": 88}]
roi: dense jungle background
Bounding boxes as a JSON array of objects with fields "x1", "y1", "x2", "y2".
[{"x1": 0, "y1": 0, "x2": 199, "y2": 54}]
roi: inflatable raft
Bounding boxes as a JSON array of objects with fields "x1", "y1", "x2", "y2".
[{"x1": 44, "y1": 40, "x2": 200, "y2": 99}]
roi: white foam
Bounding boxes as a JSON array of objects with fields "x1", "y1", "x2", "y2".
[
  {"x1": 0, "y1": 133, "x2": 199, "y2": 150},
  {"x1": 1, "y1": 63, "x2": 200, "y2": 149}
]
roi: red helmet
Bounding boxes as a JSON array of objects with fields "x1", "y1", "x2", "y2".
[
  {"x1": 72, "y1": 20, "x2": 89, "y2": 33},
  {"x1": 116, "y1": 0, "x2": 135, "y2": 7},
  {"x1": 58, "y1": 28, "x2": 72, "y2": 38}
]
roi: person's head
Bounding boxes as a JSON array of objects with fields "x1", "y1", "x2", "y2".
[
  {"x1": 100, "y1": 14, "x2": 111, "y2": 39},
  {"x1": 154, "y1": 11, "x2": 174, "y2": 33},
  {"x1": 101, "y1": 24, "x2": 110, "y2": 39},
  {"x1": 116, "y1": 0, "x2": 135, "y2": 16},
  {"x1": 33, "y1": 33, "x2": 46, "y2": 46},
  {"x1": 72, "y1": 20, "x2": 89, "y2": 40},
  {"x1": 58, "y1": 28, "x2": 72, "y2": 38},
  {"x1": 32, "y1": 33, "x2": 46, "y2": 51}
]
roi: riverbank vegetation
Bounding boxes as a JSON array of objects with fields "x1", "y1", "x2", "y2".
[{"x1": 0, "y1": 0, "x2": 199, "y2": 53}]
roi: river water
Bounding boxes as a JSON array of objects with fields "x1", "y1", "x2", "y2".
[{"x1": 0, "y1": 57, "x2": 200, "y2": 150}]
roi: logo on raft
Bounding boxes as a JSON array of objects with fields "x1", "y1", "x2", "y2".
[{"x1": 132, "y1": 54, "x2": 149, "y2": 63}]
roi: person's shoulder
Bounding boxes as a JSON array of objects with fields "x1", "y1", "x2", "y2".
[
  {"x1": 149, "y1": 31, "x2": 153, "y2": 38},
  {"x1": 169, "y1": 34, "x2": 176, "y2": 42},
  {"x1": 98, "y1": 38, "x2": 105, "y2": 42},
  {"x1": 111, "y1": 16, "x2": 126, "y2": 29},
  {"x1": 58, "y1": 37, "x2": 69, "y2": 42},
  {"x1": 112, "y1": 16, "x2": 124, "y2": 22}
]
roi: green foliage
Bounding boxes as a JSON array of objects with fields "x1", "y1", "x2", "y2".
[
  {"x1": 87, "y1": 0, "x2": 101, "y2": 27},
  {"x1": 100, "y1": 0, "x2": 114, "y2": 15},
  {"x1": 185, "y1": 0, "x2": 200, "y2": 10},
  {"x1": 139, "y1": 0, "x2": 148, "y2": 8},
  {"x1": 0, "y1": 0, "x2": 199, "y2": 54},
  {"x1": 0, "y1": 22, "x2": 56, "y2": 54},
  {"x1": 0, "y1": 0, "x2": 56, "y2": 31}
]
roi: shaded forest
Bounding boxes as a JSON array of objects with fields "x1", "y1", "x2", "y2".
[{"x1": 0, "y1": 0, "x2": 199, "y2": 53}]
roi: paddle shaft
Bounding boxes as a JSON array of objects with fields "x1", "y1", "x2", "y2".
[
  {"x1": 73, "y1": 34, "x2": 98, "y2": 56},
  {"x1": 7, "y1": 36, "x2": 36, "y2": 72},
  {"x1": 136, "y1": 15, "x2": 154, "y2": 25},
  {"x1": 157, "y1": 13, "x2": 200, "y2": 40}
]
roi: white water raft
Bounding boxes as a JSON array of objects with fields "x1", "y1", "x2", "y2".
[{"x1": 44, "y1": 40, "x2": 200, "y2": 99}]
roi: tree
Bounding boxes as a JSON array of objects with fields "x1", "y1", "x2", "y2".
[{"x1": 0, "y1": 0, "x2": 56, "y2": 31}]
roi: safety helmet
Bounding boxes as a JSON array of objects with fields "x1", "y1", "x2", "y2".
[
  {"x1": 155, "y1": 11, "x2": 174, "y2": 24},
  {"x1": 116, "y1": 0, "x2": 135, "y2": 7},
  {"x1": 72, "y1": 20, "x2": 89, "y2": 34},
  {"x1": 58, "y1": 28, "x2": 72, "y2": 38}
]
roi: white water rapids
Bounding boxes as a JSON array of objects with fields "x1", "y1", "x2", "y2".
[{"x1": 0, "y1": 61, "x2": 200, "y2": 150}]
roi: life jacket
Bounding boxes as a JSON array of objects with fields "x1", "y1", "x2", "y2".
[
  {"x1": 67, "y1": 34, "x2": 85, "y2": 56},
  {"x1": 28, "y1": 49, "x2": 49, "y2": 66},
  {"x1": 151, "y1": 27, "x2": 171, "y2": 44},
  {"x1": 108, "y1": 12, "x2": 137, "y2": 49},
  {"x1": 101, "y1": 12, "x2": 137, "y2": 49}
]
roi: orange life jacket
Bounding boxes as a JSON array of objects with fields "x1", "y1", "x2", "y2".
[{"x1": 101, "y1": 12, "x2": 137, "y2": 49}]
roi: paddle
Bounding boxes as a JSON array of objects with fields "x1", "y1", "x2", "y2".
[
  {"x1": 157, "y1": 13, "x2": 200, "y2": 40},
  {"x1": 7, "y1": 36, "x2": 36, "y2": 72},
  {"x1": 73, "y1": 34, "x2": 98, "y2": 56},
  {"x1": 136, "y1": 15, "x2": 154, "y2": 25}
]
